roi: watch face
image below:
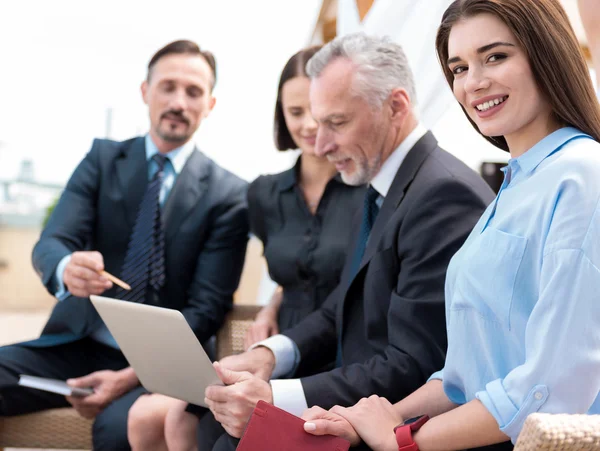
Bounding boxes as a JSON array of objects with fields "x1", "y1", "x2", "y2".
[{"x1": 403, "y1": 415, "x2": 425, "y2": 426}]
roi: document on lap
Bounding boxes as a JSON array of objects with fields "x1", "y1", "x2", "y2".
[{"x1": 18, "y1": 374, "x2": 94, "y2": 397}]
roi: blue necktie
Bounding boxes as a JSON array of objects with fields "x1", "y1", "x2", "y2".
[
  {"x1": 117, "y1": 154, "x2": 167, "y2": 303},
  {"x1": 349, "y1": 185, "x2": 380, "y2": 279},
  {"x1": 336, "y1": 185, "x2": 380, "y2": 366}
]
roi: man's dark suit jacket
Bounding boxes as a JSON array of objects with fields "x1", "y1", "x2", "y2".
[
  {"x1": 31, "y1": 136, "x2": 249, "y2": 347},
  {"x1": 284, "y1": 131, "x2": 495, "y2": 408}
]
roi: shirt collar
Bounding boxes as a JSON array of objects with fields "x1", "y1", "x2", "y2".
[
  {"x1": 144, "y1": 134, "x2": 196, "y2": 174},
  {"x1": 277, "y1": 155, "x2": 344, "y2": 192},
  {"x1": 512, "y1": 127, "x2": 590, "y2": 175},
  {"x1": 370, "y1": 122, "x2": 428, "y2": 198},
  {"x1": 277, "y1": 158, "x2": 298, "y2": 192}
]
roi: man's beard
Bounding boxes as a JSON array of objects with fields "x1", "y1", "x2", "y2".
[
  {"x1": 340, "y1": 154, "x2": 381, "y2": 186},
  {"x1": 156, "y1": 112, "x2": 191, "y2": 143},
  {"x1": 157, "y1": 126, "x2": 190, "y2": 143}
]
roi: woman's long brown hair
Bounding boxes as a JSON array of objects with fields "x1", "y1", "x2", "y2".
[{"x1": 435, "y1": 0, "x2": 600, "y2": 151}]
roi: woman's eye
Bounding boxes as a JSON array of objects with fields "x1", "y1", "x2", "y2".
[
  {"x1": 452, "y1": 66, "x2": 467, "y2": 75},
  {"x1": 488, "y1": 54, "x2": 506, "y2": 63}
]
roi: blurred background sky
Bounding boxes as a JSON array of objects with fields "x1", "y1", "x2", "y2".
[
  {"x1": 0, "y1": 0, "x2": 323, "y2": 184},
  {"x1": 0, "y1": 0, "x2": 592, "y2": 186}
]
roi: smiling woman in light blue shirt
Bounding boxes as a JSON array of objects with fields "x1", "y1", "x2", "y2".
[
  {"x1": 437, "y1": 127, "x2": 600, "y2": 442},
  {"x1": 301, "y1": 1, "x2": 600, "y2": 450}
]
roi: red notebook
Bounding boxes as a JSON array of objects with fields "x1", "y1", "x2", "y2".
[{"x1": 237, "y1": 400, "x2": 351, "y2": 451}]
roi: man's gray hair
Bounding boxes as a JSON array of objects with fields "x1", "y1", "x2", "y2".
[{"x1": 306, "y1": 32, "x2": 417, "y2": 109}]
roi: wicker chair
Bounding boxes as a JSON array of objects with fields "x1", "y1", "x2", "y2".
[
  {"x1": 0, "y1": 304, "x2": 261, "y2": 450},
  {"x1": 514, "y1": 413, "x2": 600, "y2": 450}
]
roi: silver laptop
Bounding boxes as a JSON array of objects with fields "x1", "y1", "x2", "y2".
[{"x1": 89, "y1": 295, "x2": 221, "y2": 407}]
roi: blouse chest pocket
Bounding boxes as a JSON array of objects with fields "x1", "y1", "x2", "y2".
[{"x1": 451, "y1": 227, "x2": 527, "y2": 329}]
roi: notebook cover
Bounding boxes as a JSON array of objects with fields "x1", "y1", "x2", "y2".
[
  {"x1": 237, "y1": 400, "x2": 351, "y2": 451},
  {"x1": 18, "y1": 374, "x2": 94, "y2": 397}
]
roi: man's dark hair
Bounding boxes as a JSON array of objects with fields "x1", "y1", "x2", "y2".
[{"x1": 147, "y1": 40, "x2": 217, "y2": 90}]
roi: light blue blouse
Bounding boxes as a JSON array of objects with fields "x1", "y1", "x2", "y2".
[{"x1": 430, "y1": 127, "x2": 600, "y2": 443}]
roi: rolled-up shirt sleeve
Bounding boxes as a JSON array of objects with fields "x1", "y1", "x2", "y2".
[
  {"x1": 428, "y1": 369, "x2": 444, "y2": 382},
  {"x1": 476, "y1": 248, "x2": 600, "y2": 442}
]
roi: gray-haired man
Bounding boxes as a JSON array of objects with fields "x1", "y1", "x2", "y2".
[{"x1": 202, "y1": 32, "x2": 494, "y2": 450}]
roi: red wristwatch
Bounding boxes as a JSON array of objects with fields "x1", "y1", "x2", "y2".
[{"x1": 393, "y1": 414, "x2": 430, "y2": 451}]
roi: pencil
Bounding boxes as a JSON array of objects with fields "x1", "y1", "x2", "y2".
[{"x1": 99, "y1": 270, "x2": 131, "y2": 291}]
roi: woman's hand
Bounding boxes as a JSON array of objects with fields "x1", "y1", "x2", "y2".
[
  {"x1": 243, "y1": 307, "x2": 279, "y2": 350},
  {"x1": 302, "y1": 406, "x2": 361, "y2": 446},
  {"x1": 332, "y1": 396, "x2": 402, "y2": 451}
]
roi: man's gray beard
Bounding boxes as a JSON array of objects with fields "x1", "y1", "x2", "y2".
[
  {"x1": 340, "y1": 170, "x2": 365, "y2": 186},
  {"x1": 341, "y1": 155, "x2": 382, "y2": 186}
]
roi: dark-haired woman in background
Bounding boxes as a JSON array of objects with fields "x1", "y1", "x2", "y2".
[
  {"x1": 302, "y1": 1, "x2": 600, "y2": 450},
  {"x1": 127, "y1": 46, "x2": 364, "y2": 451},
  {"x1": 242, "y1": 45, "x2": 365, "y2": 350}
]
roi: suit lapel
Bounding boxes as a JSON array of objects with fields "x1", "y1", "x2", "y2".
[
  {"x1": 337, "y1": 132, "x2": 439, "y2": 342},
  {"x1": 359, "y1": 132, "x2": 438, "y2": 269},
  {"x1": 115, "y1": 138, "x2": 148, "y2": 228},
  {"x1": 163, "y1": 149, "x2": 210, "y2": 243}
]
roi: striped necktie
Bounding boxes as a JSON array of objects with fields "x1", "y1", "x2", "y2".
[{"x1": 117, "y1": 154, "x2": 167, "y2": 302}]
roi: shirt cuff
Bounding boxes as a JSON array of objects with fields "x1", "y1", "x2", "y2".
[
  {"x1": 54, "y1": 254, "x2": 72, "y2": 301},
  {"x1": 428, "y1": 369, "x2": 443, "y2": 382},
  {"x1": 476, "y1": 379, "x2": 549, "y2": 443},
  {"x1": 270, "y1": 379, "x2": 308, "y2": 417},
  {"x1": 249, "y1": 334, "x2": 300, "y2": 379}
]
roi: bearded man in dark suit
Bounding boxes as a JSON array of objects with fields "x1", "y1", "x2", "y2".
[
  {"x1": 191, "y1": 33, "x2": 495, "y2": 451},
  {"x1": 0, "y1": 40, "x2": 248, "y2": 451}
]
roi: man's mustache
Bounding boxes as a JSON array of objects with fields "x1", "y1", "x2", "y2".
[{"x1": 161, "y1": 110, "x2": 189, "y2": 125}]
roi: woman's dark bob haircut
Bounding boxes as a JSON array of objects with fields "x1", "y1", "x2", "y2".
[{"x1": 274, "y1": 45, "x2": 322, "y2": 151}]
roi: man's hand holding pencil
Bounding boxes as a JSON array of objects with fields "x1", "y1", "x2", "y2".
[{"x1": 63, "y1": 251, "x2": 130, "y2": 297}]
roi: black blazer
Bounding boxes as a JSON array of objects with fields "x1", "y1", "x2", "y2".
[
  {"x1": 31, "y1": 137, "x2": 249, "y2": 346},
  {"x1": 284, "y1": 132, "x2": 495, "y2": 408}
]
